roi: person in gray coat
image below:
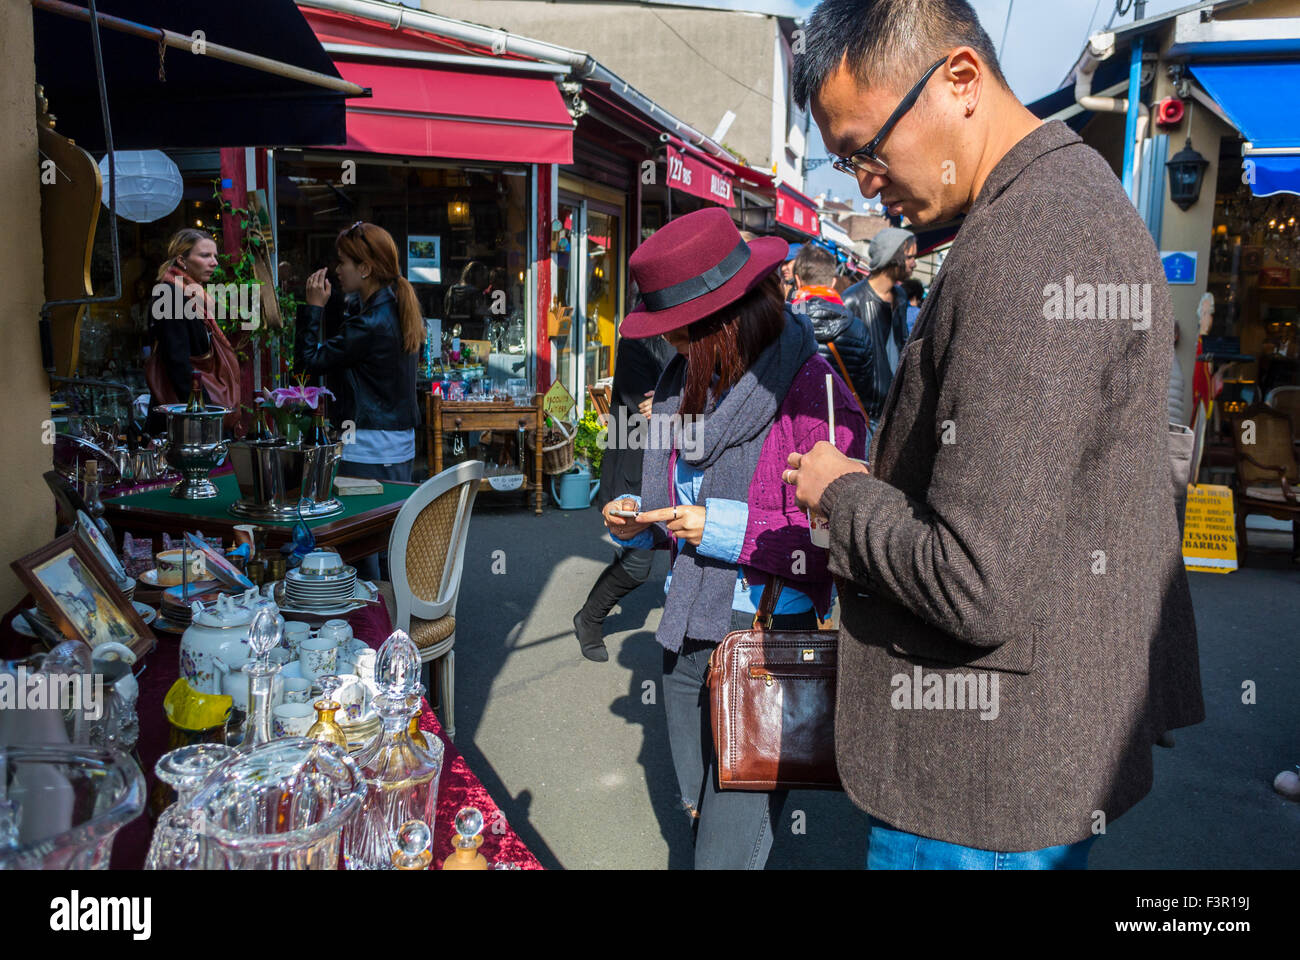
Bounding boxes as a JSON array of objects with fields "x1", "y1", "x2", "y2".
[{"x1": 788, "y1": 0, "x2": 1203, "y2": 869}]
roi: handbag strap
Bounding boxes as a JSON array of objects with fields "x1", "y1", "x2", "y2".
[
  {"x1": 753, "y1": 575, "x2": 786, "y2": 630},
  {"x1": 824, "y1": 342, "x2": 869, "y2": 424}
]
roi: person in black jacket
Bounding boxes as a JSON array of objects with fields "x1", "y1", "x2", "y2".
[
  {"x1": 573, "y1": 332, "x2": 674, "y2": 662},
  {"x1": 789, "y1": 245, "x2": 874, "y2": 436},
  {"x1": 841, "y1": 227, "x2": 916, "y2": 431},
  {"x1": 297, "y1": 221, "x2": 421, "y2": 580}
]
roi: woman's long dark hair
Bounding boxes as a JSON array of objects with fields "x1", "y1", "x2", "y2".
[
  {"x1": 679, "y1": 272, "x2": 785, "y2": 415},
  {"x1": 336, "y1": 222, "x2": 422, "y2": 354}
]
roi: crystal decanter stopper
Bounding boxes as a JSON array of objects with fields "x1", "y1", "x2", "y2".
[
  {"x1": 342, "y1": 630, "x2": 444, "y2": 870},
  {"x1": 145, "y1": 743, "x2": 236, "y2": 870},
  {"x1": 391, "y1": 819, "x2": 433, "y2": 870},
  {"x1": 442, "y1": 806, "x2": 487, "y2": 870}
]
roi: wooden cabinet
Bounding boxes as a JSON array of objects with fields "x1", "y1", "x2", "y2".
[{"x1": 425, "y1": 394, "x2": 545, "y2": 515}]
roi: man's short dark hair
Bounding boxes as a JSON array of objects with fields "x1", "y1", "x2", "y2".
[
  {"x1": 792, "y1": 0, "x2": 1009, "y2": 109},
  {"x1": 901, "y1": 278, "x2": 925, "y2": 303},
  {"x1": 792, "y1": 244, "x2": 839, "y2": 287}
]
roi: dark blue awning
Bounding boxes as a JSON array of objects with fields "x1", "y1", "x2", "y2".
[
  {"x1": 1191, "y1": 61, "x2": 1300, "y2": 198},
  {"x1": 33, "y1": 0, "x2": 353, "y2": 151}
]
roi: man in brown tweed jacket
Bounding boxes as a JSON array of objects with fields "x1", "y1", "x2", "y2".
[{"x1": 786, "y1": 0, "x2": 1204, "y2": 868}]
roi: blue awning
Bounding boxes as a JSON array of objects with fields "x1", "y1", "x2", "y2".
[{"x1": 1190, "y1": 61, "x2": 1300, "y2": 198}]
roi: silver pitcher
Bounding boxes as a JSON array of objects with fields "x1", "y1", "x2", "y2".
[
  {"x1": 228, "y1": 440, "x2": 344, "y2": 521},
  {"x1": 159, "y1": 404, "x2": 229, "y2": 500}
]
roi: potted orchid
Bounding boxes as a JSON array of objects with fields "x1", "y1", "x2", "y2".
[{"x1": 261, "y1": 384, "x2": 335, "y2": 444}]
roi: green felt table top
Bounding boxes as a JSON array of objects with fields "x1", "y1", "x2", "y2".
[{"x1": 105, "y1": 473, "x2": 412, "y2": 527}]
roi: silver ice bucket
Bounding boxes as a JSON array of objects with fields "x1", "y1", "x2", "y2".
[
  {"x1": 228, "y1": 440, "x2": 344, "y2": 521},
  {"x1": 159, "y1": 404, "x2": 229, "y2": 500}
]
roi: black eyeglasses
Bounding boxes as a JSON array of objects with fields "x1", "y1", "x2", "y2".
[{"x1": 832, "y1": 57, "x2": 948, "y2": 179}]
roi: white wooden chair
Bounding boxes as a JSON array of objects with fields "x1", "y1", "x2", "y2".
[{"x1": 386, "y1": 459, "x2": 483, "y2": 739}]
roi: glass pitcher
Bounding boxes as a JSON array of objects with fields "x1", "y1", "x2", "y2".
[{"x1": 185, "y1": 738, "x2": 365, "y2": 870}]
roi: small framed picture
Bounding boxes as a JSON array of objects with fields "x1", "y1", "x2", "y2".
[{"x1": 11, "y1": 532, "x2": 155, "y2": 659}]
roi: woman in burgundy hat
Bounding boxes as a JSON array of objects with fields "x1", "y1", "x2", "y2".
[{"x1": 602, "y1": 207, "x2": 868, "y2": 869}]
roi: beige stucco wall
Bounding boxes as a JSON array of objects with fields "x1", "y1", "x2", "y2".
[
  {"x1": 1150, "y1": 60, "x2": 1236, "y2": 412},
  {"x1": 420, "y1": 0, "x2": 779, "y2": 168},
  {"x1": 0, "y1": 2, "x2": 54, "y2": 611}
]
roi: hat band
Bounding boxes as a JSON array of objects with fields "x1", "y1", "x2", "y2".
[{"x1": 640, "y1": 239, "x2": 751, "y2": 312}]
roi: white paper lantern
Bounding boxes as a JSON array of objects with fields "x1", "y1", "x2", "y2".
[{"x1": 98, "y1": 150, "x2": 184, "y2": 223}]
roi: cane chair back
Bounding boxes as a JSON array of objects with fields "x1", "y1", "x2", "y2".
[{"x1": 388, "y1": 460, "x2": 483, "y2": 639}]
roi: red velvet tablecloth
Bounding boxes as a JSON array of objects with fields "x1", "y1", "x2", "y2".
[{"x1": 1, "y1": 599, "x2": 541, "y2": 870}]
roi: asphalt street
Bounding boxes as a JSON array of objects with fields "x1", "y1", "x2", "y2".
[{"x1": 444, "y1": 495, "x2": 1300, "y2": 869}]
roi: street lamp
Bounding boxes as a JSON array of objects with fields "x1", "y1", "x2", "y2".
[{"x1": 1166, "y1": 138, "x2": 1210, "y2": 212}]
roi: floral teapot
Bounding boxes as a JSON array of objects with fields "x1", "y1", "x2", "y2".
[{"x1": 179, "y1": 589, "x2": 277, "y2": 694}]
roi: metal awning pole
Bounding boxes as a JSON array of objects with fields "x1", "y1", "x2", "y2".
[{"x1": 31, "y1": 0, "x2": 368, "y2": 96}]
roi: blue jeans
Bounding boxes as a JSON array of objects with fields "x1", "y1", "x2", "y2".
[{"x1": 865, "y1": 816, "x2": 1097, "y2": 870}]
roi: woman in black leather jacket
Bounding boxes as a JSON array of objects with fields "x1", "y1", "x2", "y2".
[{"x1": 297, "y1": 221, "x2": 421, "y2": 575}]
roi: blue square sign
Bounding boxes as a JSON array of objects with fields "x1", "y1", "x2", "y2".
[{"x1": 1161, "y1": 251, "x2": 1198, "y2": 285}]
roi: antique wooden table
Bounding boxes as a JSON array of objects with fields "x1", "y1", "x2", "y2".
[
  {"x1": 102, "y1": 474, "x2": 415, "y2": 565},
  {"x1": 425, "y1": 393, "x2": 545, "y2": 515}
]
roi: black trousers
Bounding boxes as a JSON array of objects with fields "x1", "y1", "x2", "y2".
[{"x1": 661, "y1": 606, "x2": 818, "y2": 870}]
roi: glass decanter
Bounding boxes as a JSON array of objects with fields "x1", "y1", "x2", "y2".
[
  {"x1": 238, "y1": 608, "x2": 282, "y2": 753},
  {"x1": 342, "y1": 631, "x2": 445, "y2": 870},
  {"x1": 144, "y1": 743, "x2": 235, "y2": 870},
  {"x1": 307, "y1": 700, "x2": 348, "y2": 749}
]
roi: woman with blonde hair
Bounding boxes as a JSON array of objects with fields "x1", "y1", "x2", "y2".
[
  {"x1": 145, "y1": 227, "x2": 242, "y2": 429},
  {"x1": 296, "y1": 221, "x2": 421, "y2": 577}
]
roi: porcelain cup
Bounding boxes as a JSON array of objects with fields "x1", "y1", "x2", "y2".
[
  {"x1": 300, "y1": 636, "x2": 338, "y2": 682},
  {"x1": 271, "y1": 702, "x2": 315, "y2": 738}
]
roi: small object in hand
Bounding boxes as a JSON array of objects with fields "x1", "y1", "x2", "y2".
[
  {"x1": 610, "y1": 509, "x2": 639, "y2": 519},
  {"x1": 1274, "y1": 769, "x2": 1300, "y2": 800}
]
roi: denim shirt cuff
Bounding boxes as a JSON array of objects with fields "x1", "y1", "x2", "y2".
[{"x1": 698, "y1": 497, "x2": 748, "y2": 564}]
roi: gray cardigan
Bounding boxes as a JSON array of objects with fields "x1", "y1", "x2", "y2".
[{"x1": 821, "y1": 121, "x2": 1204, "y2": 852}]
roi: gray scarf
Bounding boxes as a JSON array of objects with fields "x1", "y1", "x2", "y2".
[{"x1": 641, "y1": 309, "x2": 816, "y2": 650}]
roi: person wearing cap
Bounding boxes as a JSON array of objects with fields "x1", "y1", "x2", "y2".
[
  {"x1": 790, "y1": 243, "x2": 876, "y2": 435},
  {"x1": 601, "y1": 207, "x2": 867, "y2": 869},
  {"x1": 842, "y1": 226, "x2": 916, "y2": 432}
]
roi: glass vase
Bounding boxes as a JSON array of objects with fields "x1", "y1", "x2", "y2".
[{"x1": 144, "y1": 743, "x2": 236, "y2": 870}]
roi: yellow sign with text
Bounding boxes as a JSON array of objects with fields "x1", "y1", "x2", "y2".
[
  {"x1": 543, "y1": 380, "x2": 575, "y2": 421},
  {"x1": 1182, "y1": 483, "x2": 1238, "y2": 573}
]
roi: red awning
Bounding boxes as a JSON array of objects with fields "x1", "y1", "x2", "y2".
[
  {"x1": 774, "y1": 184, "x2": 820, "y2": 237},
  {"x1": 329, "y1": 59, "x2": 574, "y2": 164},
  {"x1": 710, "y1": 154, "x2": 775, "y2": 190},
  {"x1": 665, "y1": 140, "x2": 735, "y2": 208}
]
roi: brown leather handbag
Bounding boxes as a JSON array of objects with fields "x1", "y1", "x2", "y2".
[{"x1": 707, "y1": 577, "x2": 842, "y2": 791}]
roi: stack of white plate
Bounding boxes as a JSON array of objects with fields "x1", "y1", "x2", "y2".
[{"x1": 284, "y1": 561, "x2": 357, "y2": 610}]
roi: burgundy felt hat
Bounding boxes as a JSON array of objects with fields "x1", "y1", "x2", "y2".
[{"x1": 620, "y1": 207, "x2": 789, "y2": 339}]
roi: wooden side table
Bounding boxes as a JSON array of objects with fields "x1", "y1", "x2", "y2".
[{"x1": 426, "y1": 394, "x2": 545, "y2": 515}]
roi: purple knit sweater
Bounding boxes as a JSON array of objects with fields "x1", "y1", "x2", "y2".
[{"x1": 738, "y1": 354, "x2": 868, "y2": 614}]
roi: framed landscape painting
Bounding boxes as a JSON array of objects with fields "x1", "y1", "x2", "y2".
[{"x1": 11, "y1": 532, "x2": 155, "y2": 658}]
